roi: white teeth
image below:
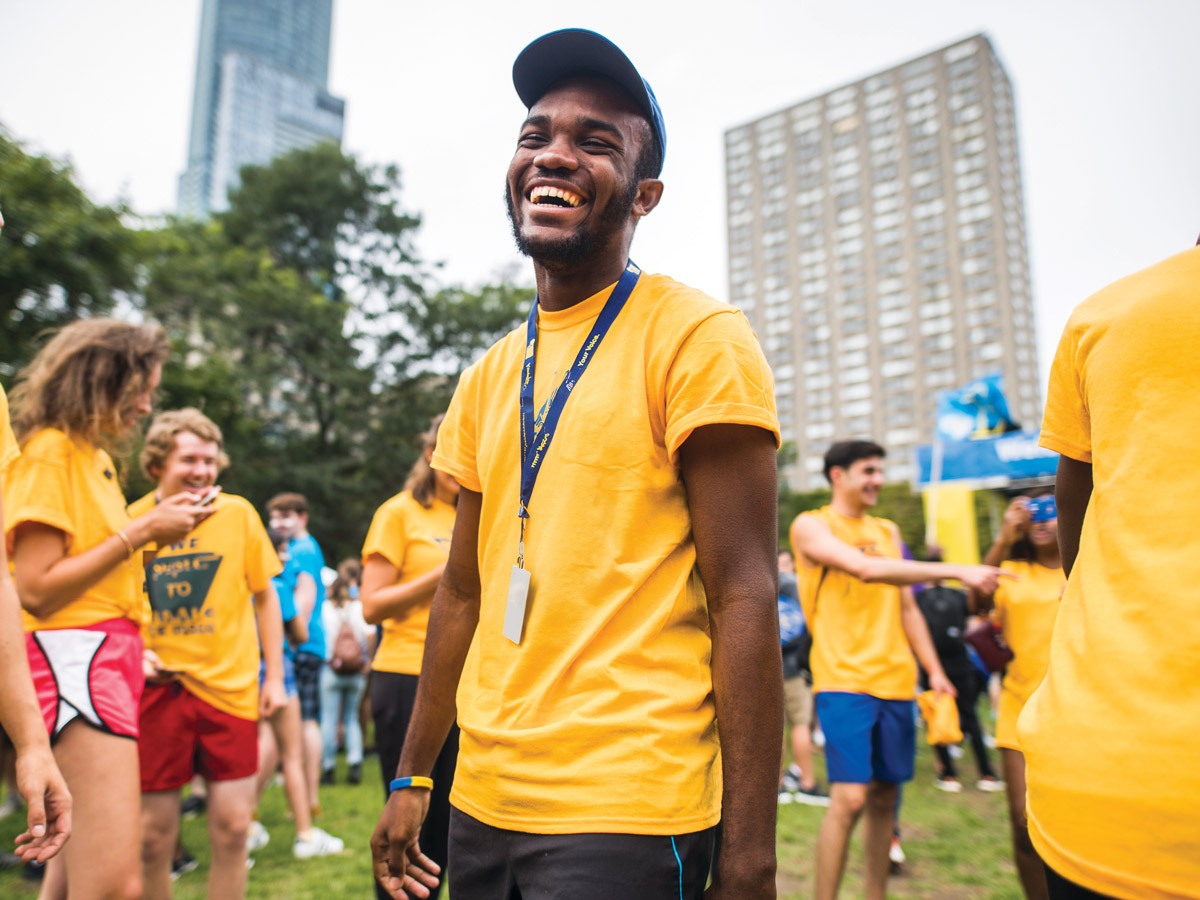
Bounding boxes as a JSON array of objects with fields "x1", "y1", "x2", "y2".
[{"x1": 529, "y1": 185, "x2": 582, "y2": 207}]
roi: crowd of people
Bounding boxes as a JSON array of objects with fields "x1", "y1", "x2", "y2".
[{"x1": 0, "y1": 24, "x2": 1195, "y2": 900}]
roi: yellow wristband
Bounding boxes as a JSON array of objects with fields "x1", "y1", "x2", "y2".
[{"x1": 389, "y1": 776, "x2": 433, "y2": 793}]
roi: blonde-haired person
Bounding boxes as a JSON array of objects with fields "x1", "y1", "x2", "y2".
[
  {"x1": 361, "y1": 415, "x2": 459, "y2": 899},
  {"x1": 4, "y1": 320, "x2": 211, "y2": 900},
  {"x1": 972, "y1": 493, "x2": 1064, "y2": 900},
  {"x1": 129, "y1": 408, "x2": 290, "y2": 898},
  {"x1": 0, "y1": 381, "x2": 71, "y2": 865}
]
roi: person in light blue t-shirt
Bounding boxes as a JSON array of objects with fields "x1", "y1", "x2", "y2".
[{"x1": 267, "y1": 493, "x2": 329, "y2": 818}]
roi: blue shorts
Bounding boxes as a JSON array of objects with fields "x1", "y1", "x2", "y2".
[
  {"x1": 816, "y1": 691, "x2": 915, "y2": 785},
  {"x1": 258, "y1": 653, "x2": 298, "y2": 699}
]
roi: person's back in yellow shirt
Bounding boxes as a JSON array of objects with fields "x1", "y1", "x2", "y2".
[{"x1": 1029, "y1": 244, "x2": 1200, "y2": 900}]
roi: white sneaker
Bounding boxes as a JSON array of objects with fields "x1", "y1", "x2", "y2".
[
  {"x1": 777, "y1": 790, "x2": 795, "y2": 805},
  {"x1": 293, "y1": 826, "x2": 344, "y2": 859},
  {"x1": 889, "y1": 838, "x2": 906, "y2": 865},
  {"x1": 976, "y1": 776, "x2": 1006, "y2": 792},
  {"x1": 246, "y1": 820, "x2": 270, "y2": 852},
  {"x1": 0, "y1": 794, "x2": 22, "y2": 819}
]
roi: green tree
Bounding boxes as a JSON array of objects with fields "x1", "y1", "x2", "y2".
[
  {"x1": 0, "y1": 129, "x2": 138, "y2": 376},
  {"x1": 142, "y1": 144, "x2": 527, "y2": 561}
]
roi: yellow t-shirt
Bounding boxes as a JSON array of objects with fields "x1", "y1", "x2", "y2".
[
  {"x1": 4, "y1": 428, "x2": 142, "y2": 631},
  {"x1": 994, "y1": 559, "x2": 1062, "y2": 707},
  {"x1": 794, "y1": 506, "x2": 916, "y2": 700},
  {"x1": 128, "y1": 491, "x2": 281, "y2": 720},
  {"x1": 1023, "y1": 245, "x2": 1200, "y2": 900},
  {"x1": 0, "y1": 386, "x2": 18, "y2": 471},
  {"x1": 362, "y1": 491, "x2": 455, "y2": 675},
  {"x1": 431, "y1": 271, "x2": 779, "y2": 835}
]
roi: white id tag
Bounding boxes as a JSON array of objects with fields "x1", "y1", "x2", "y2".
[{"x1": 503, "y1": 565, "x2": 531, "y2": 644}]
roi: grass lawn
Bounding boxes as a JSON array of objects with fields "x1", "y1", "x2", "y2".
[{"x1": 1, "y1": 738, "x2": 1023, "y2": 898}]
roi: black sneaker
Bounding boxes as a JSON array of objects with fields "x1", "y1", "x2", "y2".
[
  {"x1": 780, "y1": 764, "x2": 803, "y2": 794},
  {"x1": 171, "y1": 849, "x2": 199, "y2": 880},
  {"x1": 794, "y1": 783, "x2": 831, "y2": 807},
  {"x1": 347, "y1": 763, "x2": 362, "y2": 785},
  {"x1": 320, "y1": 768, "x2": 335, "y2": 786},
  {"x1": 181, "y1": 794, "x2": 206, "y2": 818}
]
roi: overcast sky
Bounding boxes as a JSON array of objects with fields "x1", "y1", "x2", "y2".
[{"x1": 3, "y1": 0, "x2": 1198, "y2": 384}]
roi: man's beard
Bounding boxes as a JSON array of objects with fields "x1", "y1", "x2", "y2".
[{"x1": 505, "y1": 174, "x2": 639, "y2": 268}]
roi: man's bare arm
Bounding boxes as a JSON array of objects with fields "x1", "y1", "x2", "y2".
[
  {"x1": 790, "y1": 515, "x2": 1008, "y2": 593},
  {"x1": 680, "y1": 423, "x2": 780, "y2": 899},
  {"x1": 371, "y1": 488, "x2": 482, "y2": 899},
  {"x1": 1055, "y1": 455, "x2": 1093, "y2": 577}
]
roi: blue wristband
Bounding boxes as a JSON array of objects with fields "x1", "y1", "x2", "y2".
[{"x1": 389, "y1": 776, "x2": 433, "y2": 793}]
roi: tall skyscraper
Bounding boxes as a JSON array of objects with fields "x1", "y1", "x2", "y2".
[
  {"x1": 725, "y1": 35, "x2": 1038, "y2": 489},
  {"x1": 177, "y1": 0, "x2": 345, "y2": 218}
]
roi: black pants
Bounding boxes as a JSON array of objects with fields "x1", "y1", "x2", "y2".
[
  {"x1": 448, "y1": 807, "x2": 717, "y2": 900},
  {"x1": 1045, "y1": 865, "x2": 1119, "y2": 899},
  {"x1": 931, "y1": 656, "x2": 996, "y2": 779},
  {"x1": 371, "y1": 671, "x2": 459, "y2": 900}
]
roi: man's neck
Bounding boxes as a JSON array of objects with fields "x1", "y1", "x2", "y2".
[
  {"x1": 532, "y1": 250, "x2": 631, "y2": 313},
  {"x1": 830, "y1": 493, "x2": 867, "y2": 519},
  {"x1": 292, "y1": 528, "x2": 310, "y2": 541},
  {"x1": 1036, "y1": 544, "x2": 1062, "y2": 570}
]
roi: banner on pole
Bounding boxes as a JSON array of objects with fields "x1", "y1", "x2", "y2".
[{"x1": 915, "y1": 431, "x2": 1058, "y2": 490}]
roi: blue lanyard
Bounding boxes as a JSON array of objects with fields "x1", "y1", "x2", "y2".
[{"x1": 516, "y1": 261, "x2": 641, "y2": 565}]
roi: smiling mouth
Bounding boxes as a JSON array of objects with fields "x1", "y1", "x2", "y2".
[{"x1": 529, "y1": 185, "x2": 583, "y2": 208}]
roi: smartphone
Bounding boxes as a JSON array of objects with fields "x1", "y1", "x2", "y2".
[
  {"x1": 194, "y1": 486, "x2": 221, "y2": 508},
  {"x1": 1027, "y1": 496, "x2": 1057, "y2": 522}
]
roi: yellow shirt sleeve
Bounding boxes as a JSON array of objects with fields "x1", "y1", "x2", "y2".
[
  {"x1": 362, "y1": 497, "x2": 408, "y2": 568},
  {"x1": 1040, "y1": 317, "x2": 1092, "y2": 463},
  {"x1": 3, "y1": 433, "x2": 76, "y2": 554},
  {"x1": 663, "y1": 309, "x2": 780, "y2": 462},
  {"x1": 0, "y1": 385, "x2": 18, "y2": 471},
  {"x1": 432, "y1": 360, "x2": 483, "y2": 493}
]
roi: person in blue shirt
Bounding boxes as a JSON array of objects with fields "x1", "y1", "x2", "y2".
[{"x1": 266, "y1": 494, "x2": 328, "y2": 819}]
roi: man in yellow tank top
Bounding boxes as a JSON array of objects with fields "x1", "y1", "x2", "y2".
[{"x1": 790, "y1": 440, "x2": 1007, "y2": 900}]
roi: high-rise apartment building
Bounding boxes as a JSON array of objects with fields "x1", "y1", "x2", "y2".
[
  {"x1": 725, "y1": 35, "x2": 1039, "y2": 489},
  {"x1": 178, "y1": 0, "x2": 345, "y2": 218}
]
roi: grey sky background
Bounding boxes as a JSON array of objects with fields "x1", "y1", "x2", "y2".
[{"x1": 3, "y1": 0, "x2": 1198, "y2": 390}]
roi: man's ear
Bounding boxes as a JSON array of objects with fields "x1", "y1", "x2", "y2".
[{"x1": 632, "y1": 179, "x2": 664, "y2": 219}]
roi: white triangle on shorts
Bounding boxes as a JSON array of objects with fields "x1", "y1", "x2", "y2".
[{"x1": 36, "y1": 629, "x2": 107, "y2": 732}]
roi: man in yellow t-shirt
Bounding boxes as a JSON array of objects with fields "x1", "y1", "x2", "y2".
[
  {"x1": 372, "y1": 28, "x2": 782, "y2": 900},
  {"x1": 790, "y1": 440, "x2": 1006, "y2": 900},
  {"x1": 1024, "y1": 243, "x2": 1200, "y2": 900},
  {"x1": 129, "y1": 409, "x2": 287, "y2": 900}
]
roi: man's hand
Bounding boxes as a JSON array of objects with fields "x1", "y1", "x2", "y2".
[
  {"x1": 928, "y1": 669, "x2": 958, "y2": 698},
  {"x1": 259, "y1": 676, "x2": 287, "y2": 718},
  {"x1": 13, "y1": 745, "x2": 71, "y2": 862},
  {"x1": 370, "y1": 789, "x2": 440, "y2": 899},
  {"x1": 953, "y1": 564, "x2": 1014, "y2": 594}
]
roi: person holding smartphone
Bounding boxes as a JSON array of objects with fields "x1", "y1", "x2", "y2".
[
  {"x1": 5, "y1": 320, "x2": 211, "y2": 900},
  {"x1": 129, "y1": 408, "x2": 289, "y2": 900},
  {"x1": 972, "y1": 493, "x2": 1064, "y2": 900}
]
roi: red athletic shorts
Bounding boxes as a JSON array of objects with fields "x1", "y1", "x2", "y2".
[
  {"x1": 26, "y1": 618, "x2": 144, "y2": 742},
  {"x1": 138, "y1": 682, "x2": 258, "y2": 792}
]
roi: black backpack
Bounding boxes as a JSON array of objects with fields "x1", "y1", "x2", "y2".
[{"x1": 915, "y1": 585, "x2": 968, "y2": 656}]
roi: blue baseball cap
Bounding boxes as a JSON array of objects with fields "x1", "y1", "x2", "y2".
[{"x1": 512, "y1": 28, "x2": 666, "y2": 177}]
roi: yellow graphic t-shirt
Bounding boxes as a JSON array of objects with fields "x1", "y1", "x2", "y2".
[
  {"x1": 128, "y1": 491, "x2": 280, "y2": 720},
  {"x1": 1023, "y1": 245, "x2": 1200, "y2": 900},
  {"x1": 0, "y1": 386, "x2": 18, "y2": 471},
  {"x1": 4, "y1": 429, "x2": 142, "y2": 631},
  {"x1": 992, "y1": 559, "x2": 1062, "y2": 750},
  {"x1": 431, "y1": 271, "x2": 779, "y2": 835},
  {"x1": 362, "y1": 491, "x2": 455, "y2": 675},
  {"x1": 794, "y1": 506, "x2": 916, "y2": 700}
]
